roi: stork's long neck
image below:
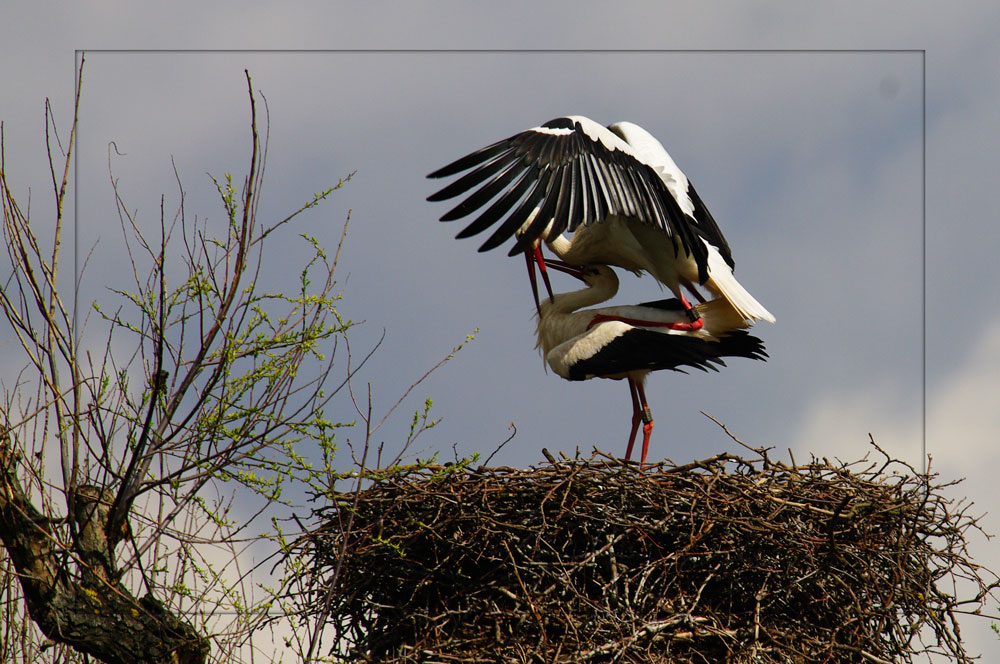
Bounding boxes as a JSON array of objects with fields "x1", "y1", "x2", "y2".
[
  {"x1": 547, "y1": 233, "x2": 572, "y2": 260},
  {"x1": 541, "y1": 269, "x2": 619, "y2": 316},
  {"x1": 536, "y1": 267, "x2": 619, "y2": 359}
]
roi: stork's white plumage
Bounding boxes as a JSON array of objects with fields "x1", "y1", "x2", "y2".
[
  {"x1": 427, "y1": 115, "x2": 775, "y2": 327},
  {"x1": 537, "y1": 260, "x2": 767, "y2": 464}
]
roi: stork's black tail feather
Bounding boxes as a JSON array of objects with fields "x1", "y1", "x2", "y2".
[{"x1": 567, "y1": 329, "x2": 767, "y2": 381}]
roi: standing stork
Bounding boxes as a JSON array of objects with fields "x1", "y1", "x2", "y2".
[
  {"x1": 427, "y1": 115, "x2": 774, "y2": 329},
  {"x1": 537, "y1": 260, "x2": 767, "y2": 464}
]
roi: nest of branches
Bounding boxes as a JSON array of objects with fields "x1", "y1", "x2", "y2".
[{"x1": 296, "y1": 445, "x2": 994, "y2": 663}]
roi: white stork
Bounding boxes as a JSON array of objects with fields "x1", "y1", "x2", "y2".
[
  {"x1": 537, "y1": 259, "x2": 767, "y2": 464},
  {"x1": 427, "y1": 115, "x2": 774, "y2": 329}
]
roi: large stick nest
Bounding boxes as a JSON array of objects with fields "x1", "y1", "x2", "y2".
[{"x1": 295, "y1": 445, "x2": 995, "y2": 663}]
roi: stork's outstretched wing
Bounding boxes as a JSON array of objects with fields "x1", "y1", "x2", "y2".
[{"x1": 428, "y1": 116, "x2": 730, "y2": 273}]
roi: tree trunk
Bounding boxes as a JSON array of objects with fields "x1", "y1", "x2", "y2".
[{"x1": 0, "y1": 437, "x2": 209, "y2": 664}]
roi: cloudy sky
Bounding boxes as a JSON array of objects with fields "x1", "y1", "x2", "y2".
[{"x1": 2, "y1": 1, "x2": 999, "y2": 657}]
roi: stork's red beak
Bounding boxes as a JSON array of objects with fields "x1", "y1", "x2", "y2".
[{"x1": 524, "y1": 243, "x2": 555, "y2": 315}]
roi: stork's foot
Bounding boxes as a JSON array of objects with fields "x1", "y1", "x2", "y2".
[
  {"x1": 663, "y1": 293, "x2": 704, "y2": 331},
  {"x1": 666, "y1": 317, "x2": 704, "y2": 331}
]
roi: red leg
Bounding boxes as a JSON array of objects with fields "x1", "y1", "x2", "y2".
[
  {"x1": 624, "y1": 378, "x2": 642, "y2": 461},
  {"x1": 669, "y1": 293, "x2": 704, "y2": 331},
  {"x1": 680, "y1": 278, "x2": 708, "y2": 305},
  {"x1": 635, "y1": 380, "x2": 654, "y2": 465},
  {"x1": 587, "y1": 311, "x2": 703, "y2": 332}
]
